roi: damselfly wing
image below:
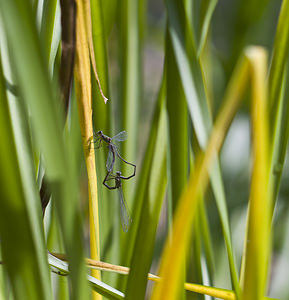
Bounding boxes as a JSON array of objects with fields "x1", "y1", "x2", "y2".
[
  {"x1": 111, "y1": 131, "x2": 128, "y2": 142},
  {"x1": 118, "y1": 187, "x2": 132, "y2": 232}
]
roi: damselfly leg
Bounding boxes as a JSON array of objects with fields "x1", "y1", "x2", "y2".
[
  {"x1": 103, "y1": 171, "x2": 132, "y2": 232},
  {"x1": 94, "y1": 130, "x2": 136, "y2": 179}
]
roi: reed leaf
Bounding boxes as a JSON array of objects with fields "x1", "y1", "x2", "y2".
[
  {"x1": 0, "y1": 1, "x2": 90, "y2": 298},
  {"x1": 125, "y1": 94, "x2": 167, "y2": 300},
  {"x1": 0, "y1": 51, "x2": 52, "y2": 300},
  {"x1": 74, "y1": 1, "x2": 101, "y2": 299},
  {"x1": 241, "y1": 47, "x2": 271, "y2": 300},
  {"x1": 268, "y1": 0, "x2": 289, "y2": 203},
  {"x1": 150, "y1": 50, "x2": 251, "y2": 300},
  {"x1": 166, "y1": 0, "x2": 240, "y2": 294}
]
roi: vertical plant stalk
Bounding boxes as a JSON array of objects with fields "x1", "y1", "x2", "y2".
[
  {"x1": 59, "y1": 0, "x2": 77, "y2": 115},
  {"x1": 267, "y1": 0, "x2": 289, "y2": 204},
  {"x1": 74, "y1": 0, "x2": 101, "y2": 298},
  {"x1": 40, "y1": 0, "x2": 58, "y2": 61},
  {"x1": 165, "y1": 1, "x2": 240, "y2": 293},
  {"x1": 166, "y1": 30, "x2": 188, "y2": 212},
  {"x1": 40, "y1": 0, "x2": 76, "y2": 215},
  {"x1": 120, "y1": 0, "x2": 140, "y2": 199},
  {"x1": 241, "y1": 48, "x2": 271, "y2": 300},
  {"x1": 83, "y1": 0, "x2": 108, "y2": 104},
  {"x1": 151, "y1": 53, "x2": 250, "y2": 300}
]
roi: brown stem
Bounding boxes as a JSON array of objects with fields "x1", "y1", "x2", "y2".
[
  {"x1": 40, "y1": 177, "x2": 51, "y2": 216},
  {"x1": 40, "y1": 0, "x2": 77, "y2": 216},
  {"x1": 59, "y1": 0, "x2": 77, "y2": 115}
]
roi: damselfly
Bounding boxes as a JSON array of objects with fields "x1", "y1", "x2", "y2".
[
  {"x1": 103, "y1": 171, "x2": 132, "y2": 232},
  {"x1": 93, "y1": 130, "x2": 136, "y2": 178}
]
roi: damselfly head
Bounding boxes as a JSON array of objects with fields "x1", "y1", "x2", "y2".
[
  {"x1": 97, "y1": 130, "x2": 103, "y2": 135},
  {"x1": 116, "y1": 171, "x2": 122, "y2": 176}
]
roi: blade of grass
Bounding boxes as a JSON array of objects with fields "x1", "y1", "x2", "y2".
[
  {"x1": 89, "y1": 0, "x2": 116, "y2": 276},
  {"x1": 0, "y1": 1, "x2": 90, "y2": 299},
  {"x1": 47, "y1": 206, "x2": 70, "y2": 300},
  {"x1": 166, "y1": 0, "x2": 210, "y2": 147},
  {"x1": 269, "y1": 207, "x2": 289, "y2": 299},
  {"x1": 39, "y1": 0, "x2": 74, "y2": 216},
  {"x1": 47, "y1": 90, "x2": 82, "y2": 300},
  {"x1": 85, "y1": 0, "x2": 108, "y2": 104},
  {"x1": 51, "y1": 253, "x2": 277, "y2": 300},
  {"x1": 90, "y1": 0, "x2": 110, "y2": 109},
  {"x1": 125, "y1": 98, "x2": 167, "y2": 300},
  {"x1": 166, "y1": 28, "x2": 188, "y2": 210},
  {"x1": 120, "y1": 71, "x2": 165, "y2": 249},
  {"x1": 268, "y1": 0, "x2": 289, "y2": 114},
  {"x1": 151, "y1": 278, "x2": 277, "y2": 300},
  {"x1": 0, "y1": 250, "x2": 8, "y2": 300},
  {"x1": 48, "y1": 254, "x2": 124, "y2": 299},
  {"x1": 101, "y1": 0, "x2": 118, "y2": 38},
  {"x1": 189, "y1": 146, "x2": 216, "y2": 284},
  {"x1": 267, "y1": 0, "x2": 289, "y2": 204},
  {"x1": 241, "y1": 47, "x2": 271, "y2": 300},
  {"x1": 0, "y1": 54, "x2": 52, "y2": 300},
  {"x1": 40, "y1": 0, "x2": 58, "y2": 61},
  {"x1": 114, "y1": 74, "x2": 166, "y2": 300},
  {"x1": 122, "y1": 72, "x2": 167, "y2": 298},
  {"x1": 187, "y1": 146, "x2": 210, "y2": 294},
  {"x1": 122, "y1": 72, "x2": 166, "y2": 261},
  {"x1": 59, "y1": 0, "x2": 76, "y2": 114},
  {"x1": 165, "y1": 34, "x2": 187, "y2": 297},
  {"x1": 150, "y1": 51, "x2": 250, "y2": 300},
  {"x1": 188, "y1": 206, "x2": 205, "y2": 296},
  {"x1": 166, "y1": 0, "x2": 241, "y2": 295},
  {"x1": 227, "y1": 0, "x2": 271, "y2": 75},
  {"x1": 197, "y1": 0, "x2": 218, "y2": 58},
  {"x1": 199, "y1": 198, "x2": 215, "y2": 277},
  {"x1": 74, "y1": 1, "x2": 101, "y2": 299},
  {"x1": 119, "y1": 0, "x2": 141, "y2": 199}
]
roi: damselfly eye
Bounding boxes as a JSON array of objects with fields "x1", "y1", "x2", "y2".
[{"x1": 97, "y1": 130, "x2": 102, "y2": 135}]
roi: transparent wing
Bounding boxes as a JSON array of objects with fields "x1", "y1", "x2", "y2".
[
  {"x1": 106, "y1": 174, "x2": 116, "y2": 181},
  {"x1": 118, "y1": 188, "x2": 132, "y2": 232},
  {"x1": 106, "y1": 149, "x2": 114, "y2": 172},
  {"x1": 112, "y1": 131, "x2": 127, "y2": 142}
]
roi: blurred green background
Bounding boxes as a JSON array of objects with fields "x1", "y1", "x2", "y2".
[{"x1": 0, "y1": 0, "x2": 289, "y2": 299}]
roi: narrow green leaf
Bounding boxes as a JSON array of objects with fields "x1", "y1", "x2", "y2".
[
  {"x1": 0, "y1": 1, "x2": 90, "y2": 299},
  {"x1": 48, "y1": 254, "x2": 124, "y2": 300},
  {"x1": 0, "y1": 54, "x2": 52, "y2": 300},
  {"x1": 151, "y1": 49, "x2": 250, "y2": 300},
  {"x1": 122, "y1": 73, "x2": 166, "y2": 265},
  {"x1": 100, "y1": 0, "x2": 118, "y2": 39},
  {"x1": 119, "y1": 0, "x2": 141, "y2": 200},
  {"x1": 90, "y1": 0, "x2": 110, "y2": 128},
  {"x1": 241, "y1": 47, "x2": 271, "y2": 300},
  {"x1": 40, "y1": 0, "x2": 58, "y2": 61},
  {"x1": 199, "y1": 200, "x2": 215, "y2": 277},
  {"x1": 165, "y1": 27, "x2": 188, "y2": 300},
  {"x1": 268, "y1": 0, "x2": 289, "y2": 204},
  {"x1": 189, "y1": 209, "x2": 205, "y2": 298},
  {"x1": 197, "y1": 0, "x2": 218, "y2": 58},
  {"x1": 225, "y1": 0, "x2": 271, "y2": 75},
  {"x1": 125, "y1": 83, "x2": 167, "y2": 300},
  {"x1": 166, "y1": 0, "x2": 240, "y2": 295},
  {"x1": 166, "y1": 29, "x2": 188, "y2": 209},
  {"x1": 89, "y1": 0, "x2": 117, "y2": 275}
]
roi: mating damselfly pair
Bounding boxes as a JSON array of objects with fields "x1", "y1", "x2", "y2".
[{"x1": 92, "y1": 130, "x2": 136, "y2": 232}]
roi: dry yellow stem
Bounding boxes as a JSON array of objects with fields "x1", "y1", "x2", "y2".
[
  {"x1": 241, "y1": 47, "x2": 271, "y2": 300},
  {"x1": 51, "y1": 253, "x2": 275, "y2": 300},
  {"x1": 84, "y1": 0, "x2": 108, "y2": 104},
  {"x1": 74, "y1": 0, "x2": 101, "y2": 299},
  {"x1": 150, "y1": 53, "x2": 250, "y2": 300}
]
